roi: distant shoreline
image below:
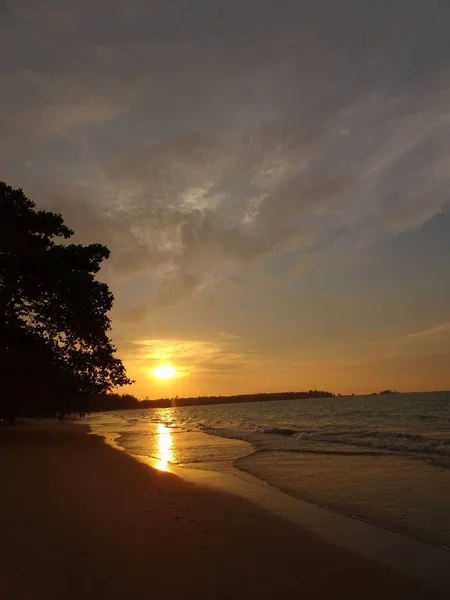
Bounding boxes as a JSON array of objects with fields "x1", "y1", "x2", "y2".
[
  {"x1": 87, "y1": 389, "x2": 450, "y2": 412},
  {"x1": 140, "y1": 389, "x2": 335, "y2": 409}
]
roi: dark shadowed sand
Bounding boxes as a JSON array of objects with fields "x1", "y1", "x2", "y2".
[{"x1": 0, "y1": 421, "x2": 446, "y2": 599}]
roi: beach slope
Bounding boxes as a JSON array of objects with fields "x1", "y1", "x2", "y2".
[{"x1": 0, "y1": 421, "x2": 444, "y2": 599}]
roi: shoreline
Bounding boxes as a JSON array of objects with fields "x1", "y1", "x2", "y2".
[
  {"x1": 95, "y1": 421, "x2": 450, "y2": 593},
  {"x1": 88, "y1": 413, "x2": 450, "y2": 552},
  {"x1": 1, "y1": 419, "x2": 448, "y2": 599}
]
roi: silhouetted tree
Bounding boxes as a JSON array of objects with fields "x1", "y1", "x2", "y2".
[{"x1": 0, "y1": 182, "x2": 133, "y2": 420}]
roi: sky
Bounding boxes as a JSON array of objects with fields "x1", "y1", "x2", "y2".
[{"x1": 2, "y1": 0, "x2": 450, "y2": 397}]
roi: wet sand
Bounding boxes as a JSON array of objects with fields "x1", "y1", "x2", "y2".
[{"x1": 0, "y1": 420, "x2": 445, "y2": 599}]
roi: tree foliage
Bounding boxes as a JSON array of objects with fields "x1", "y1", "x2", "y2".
[{"x1": 0, "y1": 182, "x2": 133, "y2": 419}]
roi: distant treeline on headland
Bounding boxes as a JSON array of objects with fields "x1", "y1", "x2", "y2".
[{"x1": 87, "y1": 390, "x2": 335, "y2": 412}]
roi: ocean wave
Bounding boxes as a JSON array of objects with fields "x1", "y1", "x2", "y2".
[
  {"x1": 258, "y1": 447, "x2": 396, "y2": 457},
  {"x1": 258, "y1": 427, "x2": 450, "y2": 457},
  {"x1": 199, "y1": 423, "x2": 450, "y2": 460},
  {"x1": 256, "y1": 427, "x2": 299, "y2": 436}
]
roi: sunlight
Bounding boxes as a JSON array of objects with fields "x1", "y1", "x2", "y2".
[
  {"x1": 152, "y1": 364, "x2": 177, "y2": 380},
  {"x1": 155, "y1": 423, "x2": 173, "y2": 471}
]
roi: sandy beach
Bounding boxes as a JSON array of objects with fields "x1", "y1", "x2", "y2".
[{"x1": 0, "y1": 421, "x2": 446, "y2": 600}]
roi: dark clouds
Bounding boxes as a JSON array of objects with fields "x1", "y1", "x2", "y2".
[{"x1": 2, "y1": 0, "x2": 450, "y2": 316}]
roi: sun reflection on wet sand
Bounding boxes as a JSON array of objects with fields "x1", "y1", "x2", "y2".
[{"x1": 155, "y1": 423, "x2": 173, "y2": 471}]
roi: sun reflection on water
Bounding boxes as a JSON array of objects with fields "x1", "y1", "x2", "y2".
[{"x1": 156, "y1": 422, "x2": 173, "y2": 471}]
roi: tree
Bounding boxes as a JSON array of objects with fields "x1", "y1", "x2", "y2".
[{"x1": 0, "y1": 182, "x2": 133, "y2": 420}]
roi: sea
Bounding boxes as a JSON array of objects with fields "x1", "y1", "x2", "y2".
[{"x1": 86, "y1": 391, "x2": 450, "y2": 550}]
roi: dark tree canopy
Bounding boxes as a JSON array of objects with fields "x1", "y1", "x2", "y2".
[{"x1": 0, "y1": 182, "x2": 133, "y2": 419}]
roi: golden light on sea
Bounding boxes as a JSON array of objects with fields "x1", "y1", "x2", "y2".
[
  {"x1": 152, "y1": 364, "x2": 177, "y2": 380},
  {"x1": 156, "y1": 423, "x2": 173, "y2": 471}
]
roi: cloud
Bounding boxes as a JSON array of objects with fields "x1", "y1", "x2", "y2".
[
  {"x1": 404, "y1": 322, "x2": 450, "y2": 340},
  {"x1": 361, "y1": 321, "x2": 450, "y2": 365},
  {"x1": 123, "y1": 334, "x2": 260, "y2": 376},
  {"x1": 3, "y1": 0, "x2": 450, "y2": 318},
  {"x1": 99, "y1": 94, "x2": 450, "y2": 314},
  {"x1": 0, "y1": 71, "x2": 135, "y2": 137}
]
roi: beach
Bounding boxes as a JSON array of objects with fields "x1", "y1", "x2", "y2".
[
  {"x1": 0, "y1": 420, "x2": 446, "y2": 599},
  {"x1": 87, "y1": 394, "x2": 450, "y2": 549}
]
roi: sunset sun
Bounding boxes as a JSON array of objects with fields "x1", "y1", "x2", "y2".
[{"x1": 152, "y1": 365, "x2": 177, "y2": 380}]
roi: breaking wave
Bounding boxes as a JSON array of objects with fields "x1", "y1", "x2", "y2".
[{"x1": 199, "y1": 424, "x2": 450, "y2": 463}]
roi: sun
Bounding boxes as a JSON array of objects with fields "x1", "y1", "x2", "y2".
[{"x1": 153, "y1": 364, "x2": 177, "y2": 380}]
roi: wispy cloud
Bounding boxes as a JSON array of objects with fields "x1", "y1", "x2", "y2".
[
  {"x1": 123, "y1": 334, "x2": 260, "y2": 376},
  {"x1": 0, "y1": 71, "x2": 135, "y2": 137},
  {"x1": 361, "y1": 321, "x2": 450, "y2": 364},
  {"x1": 3, "y1": 2, "x2": 450, "y2": 318},
  {"x1": 3, "y1": 1, "x2": 450, "y2": 394},
  {"x1": 404, "y1": 322, "x2": 450, "y2": 339}
]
